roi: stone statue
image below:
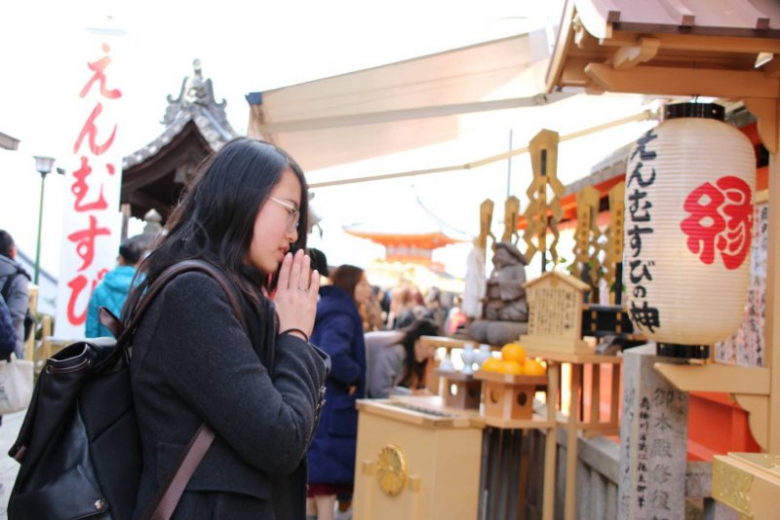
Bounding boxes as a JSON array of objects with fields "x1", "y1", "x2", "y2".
[
  {"x1": 484, "y1": 242, "x2": 528, "y2": 321},
  {"x1": 468, "y1": 241, "x2": 529, "y2": 345}
]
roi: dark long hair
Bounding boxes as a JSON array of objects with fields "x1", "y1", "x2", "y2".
[
  {"x1": 124, "y1": 138, "x2": 308, "y2": 317},
  {"x1": 398, "y1": 319, "x2": 440, "y2": 388},
  {"x1": 329, "y1": 265, "x2": 364, "y2": 303}
]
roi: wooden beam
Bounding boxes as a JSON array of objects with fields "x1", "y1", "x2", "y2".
[
  {"x1": 762, "y1": 56, "x2": 780, "y2": 79},
  {"x1": 560, "y1": 58, "x2": 593, "y2": 85},
  {"x1": 745, "y1": 98, "x2": 779, "y2": 154},
  {"x1": 611, "y1": 37, "x2": 660, "y2": 70},
  {"x1": 600, "y1": 32, "x2": 780, "y2": 55},
  {"x1": 733, "y1": 394, "x2": 768, "y2": 450},
  {"x1": 585, "y1": 63, "x2": 780, "y2": 98},
  {"x1": 545, "y1": 0, "x2": 576, "y2": 92},
  {"x1": 653, "y1": 363, "x2": 770, "y2": 395}
]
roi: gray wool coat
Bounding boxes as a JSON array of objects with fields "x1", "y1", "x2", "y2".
[
  {"x1": 130, "y1": 271, "x2": 328, "y2": 520},
  {"x1": 365, "y1": 330, "x2": 407, "y2": 399}
]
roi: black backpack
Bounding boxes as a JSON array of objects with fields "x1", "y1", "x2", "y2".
[
  {"x1": 7, "y1": 260, "x2": 245, "y2": 520},
  {"x1": 1, "y1": 268, "x2": 34, "y2": 342}
]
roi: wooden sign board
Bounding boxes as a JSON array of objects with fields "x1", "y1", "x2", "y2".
[{"x1": 520, "y1": 271, "x2": 591, "y2": 354}]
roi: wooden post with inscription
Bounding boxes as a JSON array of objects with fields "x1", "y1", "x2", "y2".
[
  {"x1": 524, "y1": 129, "x2": 565, "y2": 272},
  {"x1": 502, "y1": 196, "x2": 521, "y2": 245},
  {"x1": 572, "y1": 186, "x2": 602, "y2": 302},
  {"x1": 605, "y1": 182, "x2": 626, "y2": 305},
  {"x1": 520, "y1": 271, "x2": 590, "y2": 355},
  {"x1": 478, "y1": 199, "x2": 496, "y2": 252}
]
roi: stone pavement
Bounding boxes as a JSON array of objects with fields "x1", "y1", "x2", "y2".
[{"x1": 0, "y1": 410, "x2": 24, "y2": 519}]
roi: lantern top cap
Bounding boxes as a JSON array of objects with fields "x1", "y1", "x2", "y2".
[{"x1": 663, "y1": 102, "x2": 724, "y2": 122}]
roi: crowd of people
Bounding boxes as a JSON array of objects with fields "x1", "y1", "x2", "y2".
[{"x1": 3, "y1": 137, "x2": 469, "y2": 520}]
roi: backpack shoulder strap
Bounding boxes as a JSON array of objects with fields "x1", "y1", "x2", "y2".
[
  {"x1": 1, "y1": 273, "x2": 15, "y2": 301},
  {"x1": 131, "y1": 261, "x2": 247, "y2": 520},
  {"x1": 117, "y1": 260, "x2": 246, "y2": 347},
  {"x1": 1, "y1": 267, "x2": 30, "y2": 301},
  {"x1": 141, "y1": 424, "x2": 215, "y2": 520}
]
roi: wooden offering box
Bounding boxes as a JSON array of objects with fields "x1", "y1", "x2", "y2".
[
  {"x1": 475, "y1": 370, "x2": 547, "y2": 420},
  {"x1": 434, "y1": 369, "x2": 481, "y2": 410}
]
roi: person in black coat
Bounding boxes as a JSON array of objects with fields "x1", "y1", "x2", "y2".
[
  {"x1": 0, "y1": 295, "x2": 16, "y2": 360},
  {"x1": 306, "y1": 265, "x2": 371, "y2": 520},
  {"x1": 126, "y1": 138, "x2": 329, "y2": 520}
]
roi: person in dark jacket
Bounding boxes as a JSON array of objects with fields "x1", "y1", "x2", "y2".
[
  {"x1": 0, "y1": 295, "x2": 16, "y2": 360},
  {"x1": 85, "y1": 235, "x2": 145, "y2": 337},
  {"x1": 306, "y1": 265, "x2": 371, "y2": 520},
  {"x1": 0, "y1": 230, "x2": 30, "y2": 358},
  {"x1": 0, "y1": 295, "x2": 16, "y2": 430},
  {"x1": 125, "y1": 138, "x2": 328, "y2": 520}
]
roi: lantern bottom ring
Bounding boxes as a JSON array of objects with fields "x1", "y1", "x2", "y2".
[{"x1": 656, "y1": 343, "x2": 710, "y2": 360}]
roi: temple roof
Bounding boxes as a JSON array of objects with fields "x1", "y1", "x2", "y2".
[
  {"x1": 121, "y1": 60, "x2": 238, "y2": 220},
  {"x1": 123, "y1": 60, "x2": 237, "y2": 170},
  {"x1": 546, "y1": 0, "x2": 780, "y2": 97},
  {"x1": 343, "y1": 195, "x2": 469, "y2": 249}
]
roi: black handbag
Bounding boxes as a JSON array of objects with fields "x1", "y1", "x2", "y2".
[{"x1": 8, "y1": 260, "x2": 245, "y2": 520}]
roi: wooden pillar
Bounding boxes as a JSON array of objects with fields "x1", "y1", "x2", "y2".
[
  {"x1": 763, "y1": 103, "x2": 780, "y2": 453},
  {"x1": 745, "y1": 97, "x2": 780, "y2": 452}
]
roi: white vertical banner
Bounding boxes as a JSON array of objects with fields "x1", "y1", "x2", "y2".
[{"x1": 55, "y1": 18, "x2": 125, "y2": 338}]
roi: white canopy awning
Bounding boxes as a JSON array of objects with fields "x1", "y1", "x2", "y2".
[{"x1": 246, "y1": 31, "x2": 559, "y2": 172}]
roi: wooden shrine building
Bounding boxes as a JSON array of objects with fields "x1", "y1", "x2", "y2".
[{"x1": 120, "y1": 60, "x2": 238, "y2": 224}]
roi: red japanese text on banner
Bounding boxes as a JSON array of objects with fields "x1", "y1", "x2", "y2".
[{"x1": 55, "y1": 26, "x2": 125, "y2": 338}]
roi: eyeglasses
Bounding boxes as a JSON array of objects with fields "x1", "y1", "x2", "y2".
[{"x1": 269, "y1": 197, "x2": 300, "y2": 232}]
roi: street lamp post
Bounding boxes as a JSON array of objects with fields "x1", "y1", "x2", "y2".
[{"x1": 32, "y1": 156, "x2": 56, "y2": 286}]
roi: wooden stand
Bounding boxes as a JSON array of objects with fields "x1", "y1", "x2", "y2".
[
  {"x1": 420, "y1": 336, "x2": 560, "y2": 520},
  {"x1": 475, "y1": 371, "x2": 547, "y2": 421},
  {"x1": 523, "y1": 347, "x2": 623, "y2": 520},
  {"x1": 353, "y1": 399, "x2": 482, "y2": 520},
  {"x1": 435, "y1": 369, "x2": 481, "y2": 410}
]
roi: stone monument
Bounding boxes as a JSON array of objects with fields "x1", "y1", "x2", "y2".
[{"x1": 468, "y1": 241, "x2": 529, "y2": 345}]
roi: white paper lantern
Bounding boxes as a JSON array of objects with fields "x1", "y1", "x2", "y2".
[{"x1": 623, "y1": 103, "x2": 755, "y2": 355}]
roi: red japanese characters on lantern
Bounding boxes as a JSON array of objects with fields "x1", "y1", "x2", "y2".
[
  {"x1": 680, "y1": 176, "x2": 753, "y2": 270},
  {"x1": 623, "y1": 103, "x2": 755, "y2": 355}
]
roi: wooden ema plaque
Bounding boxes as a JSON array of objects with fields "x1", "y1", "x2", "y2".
[
  {"x1": 520, "y1": 271, "x2": 591, "y2": 355},
  {"x1": 474, "y1": 370, "x2": 547, "y2": 420},
  {"x1": 434, "y1": 369, "x2": 481, "y2": 410}
]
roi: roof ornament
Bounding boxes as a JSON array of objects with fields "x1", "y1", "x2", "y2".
[{"x1": 161, "y1": 59, "x2": 229, "y2": 128}]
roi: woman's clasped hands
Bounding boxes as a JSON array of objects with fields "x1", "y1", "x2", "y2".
[{"x1": 274, "y1": 249, "x2": 320, "y2": 340}]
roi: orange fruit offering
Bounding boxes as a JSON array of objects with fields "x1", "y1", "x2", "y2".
[
  {"x1": 522, "y1": 359, "x2": 546, "y2": 376},
  {"x1": 496, "y1": 360, "x2": 524, "y2": 375},
  {"x1": 480, "y1": 357, "x2": 503, "y2": 373},
  {"x1": 501, "y1": 343, "x2": 526, "y2": 364}
]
